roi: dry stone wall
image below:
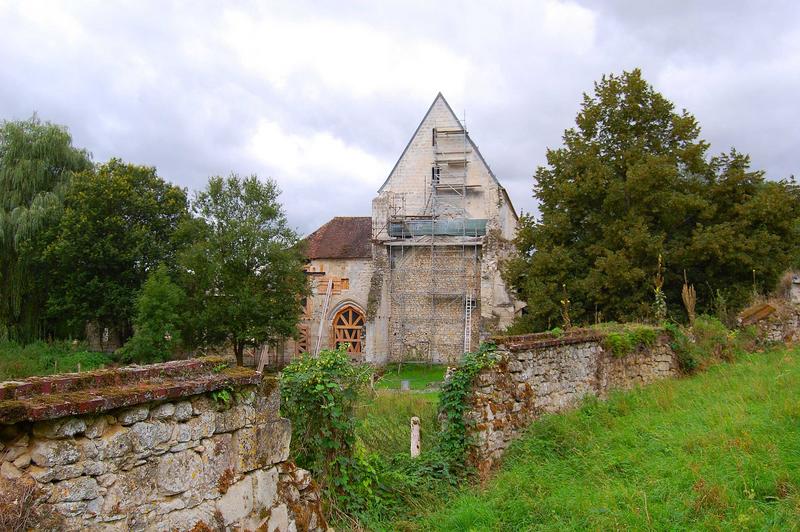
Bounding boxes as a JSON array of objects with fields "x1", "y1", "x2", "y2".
[
  {"x1": 0, "y1": 358, "x2": 325, "y2": 531},
  {"x1": 465, "y1": 332, "x2": 678, "y2": 471}
]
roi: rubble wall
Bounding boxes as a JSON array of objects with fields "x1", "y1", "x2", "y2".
[
  {"x1": 465, "y1": 333, "x2": 678, "y2": 471},
  {"x1": 0, "y1": 358, "x2": 325, "y2": 531}
]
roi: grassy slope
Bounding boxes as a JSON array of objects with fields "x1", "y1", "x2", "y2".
[
  {"x1": 405, "y1": 348, "x2": 800, "y2": 531},
  {"x1": 0, "y1": 340, "x2": 113, "y2": 380}
]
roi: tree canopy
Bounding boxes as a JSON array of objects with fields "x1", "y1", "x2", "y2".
[
  {"x1": 0, "y1": 116, "x2": 92, "y2": 341},
  {"x1": 505, "y1": 69, "x2": 800, "y2": 331},
  {"x1": 178, "y1": 174, "x2": 307, "y2": 365},
  {"x1": 45, "y1": 159, "x2": 188, "y2": 338}
]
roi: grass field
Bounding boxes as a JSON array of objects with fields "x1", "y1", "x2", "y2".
[
  {"x1": 358, "y1": 363, "x2": 445, "y2": 456},
  {"x1": 385, "y1": 347, "x2": 800, "y2": 531},
  {"x1": 0, "y1": 340, "x2": 113, "y2": 380},
  {"x1": 375, "y1": 363, "x2": 447, "y2": 391}
]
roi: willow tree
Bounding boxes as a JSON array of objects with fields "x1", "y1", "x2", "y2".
[{"x1": 0, "y1": 116, "x2": 92, "y2": 341}]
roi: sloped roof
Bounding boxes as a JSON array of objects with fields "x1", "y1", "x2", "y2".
[{"x1": 304, "y1": 217, "x2": 372, "y2": 259}]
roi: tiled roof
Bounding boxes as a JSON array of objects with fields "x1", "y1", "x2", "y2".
[{"x1": 304, "y1": 217, "x2": 372, "y2": 259}]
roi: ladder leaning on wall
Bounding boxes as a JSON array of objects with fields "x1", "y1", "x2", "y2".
[
  {"x1": 313, "y1": 279, "x2": 334, "y2": 356},
  {"x1": 464, "y1": 291, "x2": 474, "y2": 354}
]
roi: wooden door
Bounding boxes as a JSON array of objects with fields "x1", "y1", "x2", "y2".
[{"x1": 333, "y1": 305, "x2": 365, "y2": 354}]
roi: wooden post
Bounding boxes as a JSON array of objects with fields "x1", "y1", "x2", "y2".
[{"x1": 410, "y1": 416, "x2": 421, "y2": 458}]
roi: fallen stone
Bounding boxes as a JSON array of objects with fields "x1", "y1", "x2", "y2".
[{"x1": 1, "y1": 460, "x2": 22, "y2": 479}]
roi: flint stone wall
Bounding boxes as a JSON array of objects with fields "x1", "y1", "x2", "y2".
[
  {"x1": 0, "y1": 357, "x2": 325, "y2": 531},
  {"x1": 466, "y1": 332, "x2": 678, "y2": 471}
]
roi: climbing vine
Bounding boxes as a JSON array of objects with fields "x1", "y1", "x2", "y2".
[{"x1": 436, "y1": 342, "x2": 498, "y2": 465}]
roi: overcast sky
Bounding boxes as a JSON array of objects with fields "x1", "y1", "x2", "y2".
[{"x1": 1, "y1": 1, "x2": 797, "y2": 233}]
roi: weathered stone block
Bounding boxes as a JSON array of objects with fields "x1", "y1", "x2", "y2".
[
  {"x1": 199, "y1": 433, "x2": 233, "y2": 495},
  {"x1": 118, "y1": 406, "x2": 149, "y2": 426},
  {"x1": 150, "y1": 403, "x2": 176, "y2": 420},
  {"x1": 214, "y1": 405, "x2": 248, "y2": 434},
  {"x1": 130, "y1": 421, "x2": 171, "y2": 452},
  {"x1": 157, "y1": 450, "x2": 203, "y2": 496},
  {"x1": 216, "y1": 476, "x2": 254, "y2": 526},
  {"x1": 31, "y1": 438, "x2": 80, "y2": 467},
  {"x1": 85, "y1": 416, "x2": 108, "y2": 439},
  {"x1": 174, "y1": 401, "x2": 193, "y2": 422},
  {"x1": 49, "y1": 476, "x2": 100, "y2": 502},
  {"x1": 253, "y1": 467, "x2": 278, "y2": 510},
  {"x1": 33, "y1": 417, "x2": 87, "y2": 439},
  {"x1": 96, "y1": 425, "x2": 131, "y2": 459}
]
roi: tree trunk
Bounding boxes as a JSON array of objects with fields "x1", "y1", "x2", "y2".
[{"x1": 234, "y1": 341, "x2": 244, "y2": 366}]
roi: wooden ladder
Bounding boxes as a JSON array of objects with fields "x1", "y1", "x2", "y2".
[{"x1": 313, "y1": 279, "x2": 334, "y2": 356}]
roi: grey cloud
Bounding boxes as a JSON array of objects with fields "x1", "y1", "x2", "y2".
[{"x1": 0, "y1": 1, "x2": 796, "y2": 233}]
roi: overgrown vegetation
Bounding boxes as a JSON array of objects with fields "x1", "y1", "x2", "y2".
[
  {"x1": 280, "y1": 346, "x2": 376, "y2": 517},
  {"x1": 397, "y1": 346, "x2": 800, "y2": 530},
  {"x1": 281, "y1": 343, "x2": 501, "y2": 528},
  {"x1": 665, "y1": 315, "x2": 758, "y2": 373},
  {"x1": 598, "y1": 324, "x2": 658, "y2": 358},
  {"x1": 0, "y1": 340, "x2": 112, "y2": 379}
]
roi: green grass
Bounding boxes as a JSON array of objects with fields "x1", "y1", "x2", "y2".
[
  {"x1": 357, "y1": 389, "x2": 440, "y2": 457},
  {"x1": 375, "y1": 363, "x2": 447, "y2": 391},
  {"x1": 0, "y1": 340, "x2": 113, "y2": 380},
  {"x1": 380, "y1": 347, "x2": 800, "y2": 531}
]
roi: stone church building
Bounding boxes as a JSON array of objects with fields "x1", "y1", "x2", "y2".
[{"x1": 285, "y1": 93, "x2": 523, "y2": 365}]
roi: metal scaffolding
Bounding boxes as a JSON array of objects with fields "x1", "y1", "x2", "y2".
[{"x1": 386, "y1": 115, "x2": 482, "y2": 363}]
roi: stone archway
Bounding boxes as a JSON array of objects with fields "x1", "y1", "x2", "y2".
[{"x1": 332, "y1": 304, "x2": 365, "y2": 355}]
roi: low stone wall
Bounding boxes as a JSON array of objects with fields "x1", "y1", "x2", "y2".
[
  {"x1": 0, "y1": 357, "x2": 325, "y2": 531},
  {"x1": 466, "y1": 332, "x2": 678, "y2": 472}
]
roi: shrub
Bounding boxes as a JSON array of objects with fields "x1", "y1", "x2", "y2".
[
  {"x1": 117, "y1": 265, "x2": 185, "y2": 364},
  {"x1": 602, "y1": 325, "x2": 658, "y2": 358},
  {"x1": 280, "y1": 345, "x2": 375, "y2": 513}
]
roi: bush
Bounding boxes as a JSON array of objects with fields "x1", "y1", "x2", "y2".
[
  {"x1": 117, "y1": 265, "x2": 185, "y2": 364},
  {"x1": 666, "y1": 315, "x2": 746, "y2": 372}
]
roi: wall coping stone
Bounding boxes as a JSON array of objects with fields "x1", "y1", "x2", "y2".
[
  {"x1": 0, "y1": 357, "x2": 266, "y2": 425},
  {"x1": 492, "y1": 329, "x2": 604, "y2": 351}
]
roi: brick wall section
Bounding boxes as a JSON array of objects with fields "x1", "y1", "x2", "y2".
[
  {"x1": 465, "y1": 333, "x2": 678, "y2": 472},
  {"x1": 0, "y1": 358, "x2": 325, "y2": 531}
]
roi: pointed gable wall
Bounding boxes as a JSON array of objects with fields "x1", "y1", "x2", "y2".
[{"x1": 376, "y1": 93, "x2": 509, "y2": 223}]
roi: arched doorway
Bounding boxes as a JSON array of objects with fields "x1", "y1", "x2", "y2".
[{"x1": 333, "y1": 305, "x2": 365, "y2": 355}]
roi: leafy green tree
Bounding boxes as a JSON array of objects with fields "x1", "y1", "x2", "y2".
[
  {"x1": 0, "y1": 116, "x2": 92, "y2": 341},
  {"x1": 118, "y1": 265, "x2": 186, "y2": 363},
  {"x1": 179, "y1": 174, "x2": 307, "y2": 365},
  {"x1": 46, "y1": 159, "x2": 188, "y2": 339},
  {"x1": 505, "y1": 69, "x2": 800, "y2": 331}
]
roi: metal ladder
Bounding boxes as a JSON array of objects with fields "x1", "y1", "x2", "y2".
[
  {"x1": 463, "y1": 291, "x2": 474, "y2": 353},
  {"x1": 313, "y1": 279, "x2": 333, "y2": 356}
]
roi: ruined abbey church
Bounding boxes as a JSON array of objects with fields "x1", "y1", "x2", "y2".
[{"x1": 284, "y1": 94, "x2": 523, "y2": 364}]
